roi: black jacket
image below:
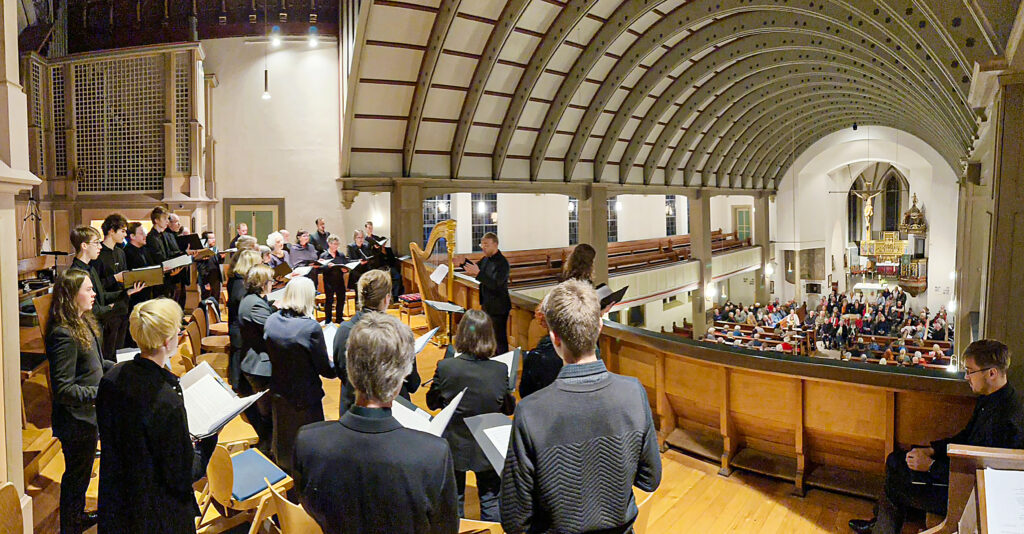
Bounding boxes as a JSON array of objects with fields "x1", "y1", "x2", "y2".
[
  {"x1": 71, "y1": 258, "x2": 128, "y2": 321},
  {"x1": 145, "y1": 227, "x2": 182, "y2": 265},
  {"x1": 309, "y1": 230, "x2": 330, "y2": 255},
  {"x1": 96, "y1": 357, "x2": 216, "y2": 534},
  {"x1": 196, "y1": 252, "x2": 222, "y2": 286},
  {"x1": 929, "y1": 383, "x2": 1024, "y2": 481},
  {"x1": 347, "y1": 242, "x2": 372, "y2": 262},
  {"x1": 476, "y1": 251, "x2": 511, "y2": 316},
  {"x1": 45, "y1": 324, "x2": 106, "y2": 438},
  {"x1": 265, "y1": 309, "x2": 336, "y2": 408},
  {"x1": 94, "y1": 243, "x2": 131, "y2": 315},
  {"x1": 426, "y1": 354, "x2": 515, "y2": 473},
  {"x1": 123, "y1": 243, "x2": 157, "y2": 306},
  {"x1": 319, "y1": 249, "x2": 348, "y2": 289},
  {"x1": 518, "y1": 336, "x2": 563, "y2": 398},
  {"x1": 226, "y1": 273, "x2": 247, "y2": 348},
  {"x1": 332, "y1": 310, "x2": 421, "y2": 416},
  {"x1": 294, "y1": 406, "x2": 459, "y2": 534},
  {"x1": 239, "y1": 293, "x2": 273, "y2": 377}
]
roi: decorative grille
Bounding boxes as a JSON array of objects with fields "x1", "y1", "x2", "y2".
[
  {"x1": 174, "y1": 52, "x2": 191, "y2": 174},
  {"x1": 51, "y1": 66, "x2": 66, "y2": 177},
  {"x1": 29, "y1": 62, "x2": 46, "y2": 177},
  {"x1": 73, "y1": 55, "x2": 165, "y2": 192}
]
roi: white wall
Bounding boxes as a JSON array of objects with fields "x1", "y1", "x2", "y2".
[
  {"x1": 615, "y1": 194, "x2": 668, "y2": 241},
  {"x1": 709, "y1": 195, "x2": 755, "y2": 235},
  {"x1": 203, "y1": 37, "x2": 342, "y2": 243},
  {"x1": 771, "y1": 126, "x2": 958, "y2": 312},
  {"x1": 498, "y1": 194, "x2": 569, "y2": 250}
]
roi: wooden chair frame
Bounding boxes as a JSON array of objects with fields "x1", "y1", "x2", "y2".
[{"x1": 196, "y1": 445, "x2": 293, "y2": 533}]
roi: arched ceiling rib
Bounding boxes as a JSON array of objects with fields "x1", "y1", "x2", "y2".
[{"x1": 346, "y1": 0, "x2": 1019, "y2": 190}]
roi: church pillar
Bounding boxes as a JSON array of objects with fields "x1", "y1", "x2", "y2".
[
  {"x1": 753, "y1": 194, "x2": 770, "y2": 305},
  {"x1": 982, "y1": 73, "x2": 1024, "y2": 389},
  {"x1": 578, "y1": 184, "x2": 609, "y2": 285},
  {"x1": 389, "y1": 180, "x2": 423, "y2": 257},
  {"x1": 0, "y1": 0, "x2": 40, "y2": 525},
  {"x1": 688, "y1": 193, "x2": 712, "y2": 336}
]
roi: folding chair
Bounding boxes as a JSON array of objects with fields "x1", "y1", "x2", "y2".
[{"x1": 197, "y1": 446, "x2": 292, "y2": 532}]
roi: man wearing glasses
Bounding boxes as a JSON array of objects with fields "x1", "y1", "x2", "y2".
[{"x1": 850, "y1": 339, "x2": 1024, "y2": 534}]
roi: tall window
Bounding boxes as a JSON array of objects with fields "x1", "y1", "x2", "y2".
[
  {"x1": 422, "y1": 194, "x2": 451, "y2": 246},
  {"x1": 665, "y1": 195, "x2": 677, "y2": 235},
  {"x1": 608, "y1": 196, "x2": 619, "y2": 243},
  {"x1": 568, "y1": 196, "x2": 579, "y2": 245},
  {"x1": 847, "y1": 192, "x2": 859, "y2": 242},
  {"x1": 471, "y1": 192, "x2": 498, "y2": 251},
  {"x1": 883, "y1": 177, "x2": 901, "y2": 232}
]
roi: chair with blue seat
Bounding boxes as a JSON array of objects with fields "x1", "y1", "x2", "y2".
[{"x1": 196, "y1": 445, "x2": 292, "y2": 532}]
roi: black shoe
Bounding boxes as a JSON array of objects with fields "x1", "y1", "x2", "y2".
[
  {"x1": 848, "y1": 518, "x2": 875, "y2": 534},
  {"x1": 79, "y1": 511, "x2": 99, "y2": 530}
]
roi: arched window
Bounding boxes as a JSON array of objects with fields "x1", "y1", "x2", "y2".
[{"x1": 884, "y1": 177, "x2": 900, "y2": 232}]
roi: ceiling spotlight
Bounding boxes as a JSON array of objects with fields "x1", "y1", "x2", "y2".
[
  {"x1": 308, "y1": 26, "x2": 319, "y2": 47},
  {"x1": 270, "y1": 25, "x2": 282, "y2": 47}
]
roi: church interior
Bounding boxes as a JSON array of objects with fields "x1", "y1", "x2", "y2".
[{"x1": 1, "y1": 0, "x2": 1024, "y2": 533}]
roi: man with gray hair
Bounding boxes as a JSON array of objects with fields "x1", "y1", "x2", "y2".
[
  {"x1": 501, "y1": 279, "x2": 662, "y2": 533},
  {"x1": 293, "y1": 312, "x2": 458, "y2": 533}
]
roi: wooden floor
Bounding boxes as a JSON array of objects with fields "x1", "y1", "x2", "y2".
[{"x1": 22, "y1": 309, "x2": 885, "y2": 534}]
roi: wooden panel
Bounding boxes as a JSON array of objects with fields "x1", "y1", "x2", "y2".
[
  {"x1": 664, "y1": 355, "x2": 722, "y2": 409},
  {"x1": 896, "y1": 390, "x2": 974, "y2": 449},
  {"x1": 728, "y1": 370, "x2": 797, "y2": 426},
  {"x1": 619, "y1": 344, "x2": 655, "y2": 389},
  {"x1": 666, "y1": 394, "x2": 719, "y2": 429},
  {"x1": 804, "y1": 381, "x2": 888, "y2": 440}
]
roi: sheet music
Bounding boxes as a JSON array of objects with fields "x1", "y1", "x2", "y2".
[
  {"x1": 344, "y1": 260, "x2": 361, "y2": 270},
  {"x1": 423, "y1": 299, "x2": 466, "y2": 313},
  {"x1": 267, "y1": 287, "x2": 286, "y2": 302},
  {"x1": 162, "y1": 254, "x2": 192, "y2": 271},
  {"x1": 983, "y1": 468, "x2": 1024, "y2": 533},
  {"x1": 427, "y1": 389, "x2": 465, "y2": 436},
  {"x1": 390, "y1": 388, "x2": 466, "y2": 437},
  {"x1": 115, "y1": 348, "x2": 140, "y2": 363},
  {"x1": 430, "y1": 264, "x2": 449, "y2": 285},
  {"x1": 483, "y1": 425, "x2": 513, "y2": 463},
  {"x1": 465, "y1": 413, "x2": 514, "y2": 474},
  {"x1": 415, "y1": 327, "x2": 440, "y2": 354},
  {"x1": 180, "y1": 362, "x2": 264, "y2": 438},
  {"x1": 492, "y1": 348, "x2": 521, "y2": 389},
  {"x1": 323, "y1": 323, "x2": 339, "y2": 357},
  {"x1": 288, "y1": 266, "x2": 313, "y2": 278}
]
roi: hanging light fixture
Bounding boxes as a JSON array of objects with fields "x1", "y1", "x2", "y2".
[
  {"x1": 262, "y1": 69, "x2": 272, "y2": 100},
  {"x1": 308, "y1": 25, "x2": 319, "y2": 47},
  {"x1": 270, "y1": 25, "x2": 282, "y2": 47}
]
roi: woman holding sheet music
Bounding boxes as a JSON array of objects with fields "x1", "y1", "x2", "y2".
[
  {"x1": 238, "y1": 264, "x2": 276, "y2": 455},
  {"x1": 96, "y1": 298, "x2": 218, "y2": 534},
  {"x1": 264, "y1": 277, "x2": 336, "y2": 473},
  {"x1": 426, "y1": 309, "x2": 515, "y2": 522},
  {"x1": 318, "y1": 234, "x2": 348, "y2": 324}
]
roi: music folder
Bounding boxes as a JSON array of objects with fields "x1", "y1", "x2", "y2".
[
  {"x1": 465, "y1": 413, "x2": 513, "y2": 474},
  {"x1": 175, "y1": 233, "x2": 203, "y2": 251},
  {"x1": 161, "y1": 254, "x2": 192, "y2": 272},
  {"x1": 423, "y1": 299, "x2": 466, "y2": 314},
  {"x1": 192, "y1": 248, "x2": 216, "y2": 261},
  {"x1": 179, "y1": 361, "x2": 266, "y2": 439},
  {"x1": 595, "y1": 283, "x2": 628, "y2": 309},
  {"x1": 115, "y1": 348, "x2": 141, "y2": 363},
  {"x1": 273, "y1": 262, "x2": 292, "y2": 279},
  {"x1": 391, "y1": 388, "x2": 466, "y2": 437},
  {"x1": 122, "y1": 265, "x2": 163, "y2": 287},
  {"x1": 492, "y1": 347, "x2": 522, "y2": 391},
  {"x1": 267, "y1": 287, "x2": 286, "y2": 302}
]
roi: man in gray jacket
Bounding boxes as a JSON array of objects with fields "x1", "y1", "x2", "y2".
[{"x1": 501, "y1": 279, "x2": 662, "y2": 533}]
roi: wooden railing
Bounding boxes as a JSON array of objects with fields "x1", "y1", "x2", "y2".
[{"x1": 439, "y1": 273, "x2": 977, "y2": 499}]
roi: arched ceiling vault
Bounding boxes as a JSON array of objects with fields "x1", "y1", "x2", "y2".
[{"x1": 345, "y1": 0, "x2": 1019, "y2": 191}]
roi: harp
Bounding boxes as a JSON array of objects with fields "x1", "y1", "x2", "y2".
[{"x1": 409, "y1": 220, "x2": 457, "y2": 343}]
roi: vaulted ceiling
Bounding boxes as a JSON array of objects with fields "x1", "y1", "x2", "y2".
[{"x1": 344, "y1": 0, "x2": 1020, "y2": 190}]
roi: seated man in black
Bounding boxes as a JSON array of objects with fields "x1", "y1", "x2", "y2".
[
  {"x1": 849, "y1": 339, "x2": 1024, "y2": 534},
  {"x1": 294, "y1": 312, "x2": 458, "y2": 534}
]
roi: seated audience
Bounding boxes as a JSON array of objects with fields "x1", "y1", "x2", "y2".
[
  {"x1": 264, "y1": 276, "x2": 336, "y2": 473},
  {"x1": 238, "y1": 264, "x2": 276, "y2": 455},
  {"x1": 501, "y1": 279, "x2": 662, "y2": 533},
  {"x1": 96, "y1": 298, "x2": 218, "y2": 533},
  {"x1": 46, "y1": 269, "x2": 110, "y2": 534},
  {"x1": 294, "y1": 312, "x2": 458, "y2": 534},
  {"x1": 427, "y1": 310, "x2": 515, "y2": 521},
  {"x1": 334, "y1": 270, "x2": 420, "y2": 416},
  {"x1": 850, "y1": 340, "x2": 1024, "y2": 534},
  {"x1": 518, "y1": 294, "x2": 563, "y2": 398}
]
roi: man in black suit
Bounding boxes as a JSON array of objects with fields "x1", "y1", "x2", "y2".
[
  {"x1": 294, "y1": 312, "x2": 458, "y2": 534},
  {"x1": 93, "y1": 214, "x2": 140, "y2": 357},
  {"x1": 228, "y1": 222, "x2": 248, "y2": 249},
  {"x1": 463, "y1": 232, "x2": 511, "y2": 353},
  {"x1": 309, "y1": 217, "x2": 330, "y2": 254},
  {"x1": 146, "y1": 206, "x2": 190, "y2": 307},
  {"x1": 849, "y1": 339, "x2": 1024, "y2": 534},
  {"x1": 123, "y1": 222, "x2": 157, "y2": 311}
]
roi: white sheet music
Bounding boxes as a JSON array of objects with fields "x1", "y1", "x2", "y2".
[
  {"x1": 115, "y1": 348, "x2": 140, "y2": 363},
  {"x1": 984, "y1": 468, "x2": 1024, "y2": 533},
  {"x1": 430, "y1": 264, "x2": 449, "y2": 285},
  {"x1": 322, "y1": 323, "x2": 340, "y2": 357},
  {"x1": 483, "y1": 425, "x2": 512, "y2": 462},
  {"x1": 180, "y1": 362, "x2": 264, "y2": 438},
  {"x1": 493, "y1": 349, "x2": 517, "y2": 382},
  {"x1": 288, "y1": 266, "x2": 313, "y2": 278},
  {"x1": 162, "y1": 254, "x2": 192, "y2": 271},
  {"x1": 267, "y1": 287, "x2": 286, "y2": 302},
  {"x1": 415, "y1": 327, "x2": 440, "y2": 354},
  {"x1": 344, "y1": 260, "x2": 361, "y2": 270},
  {"x1": 391, "y1": 388, "x2": 466, "y2": 437}
]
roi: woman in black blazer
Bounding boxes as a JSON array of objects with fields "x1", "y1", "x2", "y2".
[
  {"x1": 226, "y1": 250, "x2": 262, "y2": 388},
  {"x1": 264, "y1": 276, "x2": 336, "y2": 472},
  {"x1": 46, "y1": 269, "x2": 110, "y2": 534},
  {"x1": 427, "y1": 310, "x2": 515, "y2": 522},
  {"x1": 96, "y1": 298, "x2": 218, "y2": 534},
  {"x1": 238, "y1": 264, "x2": 276, "y2": 454}
]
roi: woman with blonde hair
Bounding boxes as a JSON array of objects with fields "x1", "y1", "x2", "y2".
[
  {"x1": 226, "y1": 249, "x2": 262, "y2": 387},
  {"x1": 96, "y1": 298, "x2": 218, "y2": 533},
  {"x1": 46, "y1": 269, "x2": 108, "y2": 533},
  {"x1": 264, "y1": 276, "x2": 336, "y2": 471}
]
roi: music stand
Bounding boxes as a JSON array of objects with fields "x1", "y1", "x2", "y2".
[{"x1": 423, "y1": 299, "x2": 466, "y2": 345}]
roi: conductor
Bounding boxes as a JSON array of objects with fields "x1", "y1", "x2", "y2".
[{"x1": 462, "y1": 232, "x2": 511, "y2": 354}]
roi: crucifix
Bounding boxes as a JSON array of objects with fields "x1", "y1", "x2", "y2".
[{"x1": 851, "y1": 186, "x2": 884, "y2": 239}]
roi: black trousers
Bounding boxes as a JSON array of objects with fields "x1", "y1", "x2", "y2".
[
  {"x1": 323, "y1": 279, "x2": 346, "y2": 324},
  {"x1": 454, "y1": 469, "x2": 501, "y2": 522},
  {"x1": 242, "y1": 373, "x2": 273, "y2": 456},
  {"x1": 100, "y1": 313, "x2": 128, "y2": 361},
  {"x1": 271, "y1": 395, "x2": 324, "y2": 475},
  {"x1": 56, "y1": 421, "x2": 98, "y2": 534},
  {"x1": 872, "y1": 450, "x2": 947, "y2": 534},
  {"x1": 201, "y1": 278, "x2": 222, "y2": 303},
  {"x1": 488, "y1": 312, "x2": 509, "y2": 354}
]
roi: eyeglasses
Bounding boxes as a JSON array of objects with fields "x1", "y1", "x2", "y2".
[
  {"x1": 964, "y1": 367, "x2": 993, "y2": 377},
  {"x1": 88, "y1": 241, "x2": 102, "y2": 247}
]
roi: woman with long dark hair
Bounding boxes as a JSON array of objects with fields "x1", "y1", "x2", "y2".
[
  {"x1": 45, "y1": 269, "x2": 108, "y2": 533},
  {"x1": 561, "y1": 243, "x2": 596, "y2": 283}
]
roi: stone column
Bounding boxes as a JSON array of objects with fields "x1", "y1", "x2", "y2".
[
  {"x1": 983, "y1": 73, "x2": 1024, "y2": 390},
  {"x1": 578, "y1": 184, "x2": 608, "y2": 285},
  {"x1": 753, "y1": 194, "x2": 770, "y2": 305},
  {"x1": 390, "y1": 179, "x2": 424, "y2": 257},
  {"x1": 0, "y1": 0, "x2": 41, "y2": 525},
  {"x1": 688, "y1": 193, "x2": 712, "y2": 336}
]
